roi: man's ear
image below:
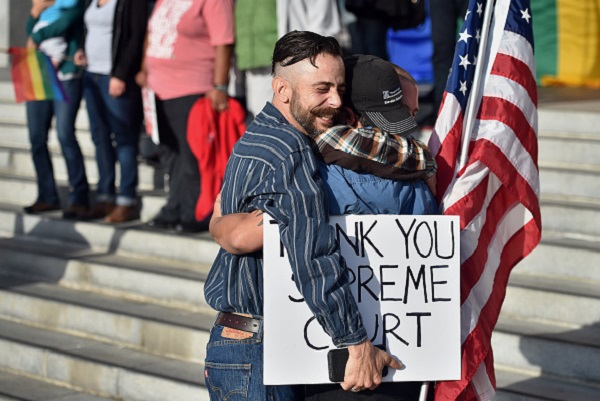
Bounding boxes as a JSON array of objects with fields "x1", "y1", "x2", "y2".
[
  {"x1": 346, "y1": 107, "x2": 358, "y2": 127},
  {"x1": 272, "y1": 76, "x2": 290, "y2": 103}
]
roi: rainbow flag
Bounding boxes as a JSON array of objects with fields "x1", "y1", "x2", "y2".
[
  {"x1": 8, "y1": 47, "x2": 68, "y2": 103},
  {"x1": 534, "y1": 0, "x2": 600, "y2": 88}
]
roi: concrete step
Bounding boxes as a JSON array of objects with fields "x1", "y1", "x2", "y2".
[
  {"x1": 0, "y1": 204, "x2": 219, "y2": 265},
  {"x1": 538, "y1": 107, "x2": 600, "y2": 136},
  {"x1": 502, "y1": 272, "x2": 600, "y2": 328},
  {"x1": 0, "y1": 175, "x2": 166, "y2": 222},
  {"x1": 0, "y1": 122, "x2": 161, "y2": 172},
  {"x1": 0, "y1": 236, "x2": 211, "y2": 311},
  {"x1": 515, "y1": 232, "x2": 600, "y2": 283},
  {"x1": 0, "y1": 121, "x2": 96, "y2": 158},
  {"x1": 0, "y1": 81, "x2": 16, "y2": 102},
  {"x1": 493, "y1": 316, "x2": 600, "y2": 384},
  {"x1": 2, "y1": 169, "x2": 597, "y2": 246},
  {"x1": 0, "y1": 144, "x2": 163, "y2": 192},
  {"x1": 0, "y1": 100, "x2": 90, "y2": 131},
  {"x1": 0, "y1": 320, "x2": 207, "y2": 401},
  {"x1": 539, "y1": 163, "x2": 600, "y2": 201},
  {"x1": 0, "y1": 277, "x2": 213, "y2": 362},
  {"x1": 539, "y1": 131, "x2": 600, "y2": 167},
  {"x1": 494, "y1": 367, "x2": 600, "y2": 401},
  {"x1": 540, "y1": 196, "x2": 600, "y2": 238},
  {"x1": 0, "y1": 370, "x2": 114, "y2": 401}
]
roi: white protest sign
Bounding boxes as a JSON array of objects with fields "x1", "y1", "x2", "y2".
[
  {"x1": 141, "y1": 87, "x2": 159, "y2": 145},
  {"x1": 263, "y1": 214, "x2": 461, "y2": 385}
]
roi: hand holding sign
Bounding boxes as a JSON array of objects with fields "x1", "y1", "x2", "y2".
[{"x1": 342, "y1": 340, "x2": 403, "y2": 391}]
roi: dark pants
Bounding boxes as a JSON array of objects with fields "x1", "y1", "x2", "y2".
[
  {"x1": 430, "y1": 0, "x2": 470, "y2": 112},
  {"x1": 26, "y1": 78, "x2": 88, "y2": 206},
  {"x1": 304, "y1": 382, "x2": 427, "y2": 401},
  {"x1": 83, "y1": 71, "x2": 141, "y2": 206},
  {"x1": 154, "y1": 94, "x2": 202, "y2": 224},
  {"x1": 348, "y1": 17, "x2": 390, "y2": 61}
]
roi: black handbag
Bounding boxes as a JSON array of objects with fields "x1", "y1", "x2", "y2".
[{"x1": 345, "y1": 0, "x2": 426, "y2": 30}]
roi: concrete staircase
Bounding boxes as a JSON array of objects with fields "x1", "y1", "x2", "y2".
[
  {"x1": 491, "y1": 94, "x2": 600, "y2": 401},
  {"x1": 0, "y1": 79, "x2": 599, "y2": 400},
  {"x1": 0, "y1": 81, "x2": 219, "y2": 400}
]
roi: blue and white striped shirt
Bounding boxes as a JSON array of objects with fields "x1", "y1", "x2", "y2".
[{"x1": 204, "y1": 103, "x2": 368, "y2": 347}]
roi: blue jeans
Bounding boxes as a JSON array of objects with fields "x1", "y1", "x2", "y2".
[
  {"x1": 205, "y1": 322, "x2": 304, "y2": 401},
  {"x1": 26, "y1": 78, "x2": 88, "y2": 206},
  {"x1": 83, "y1": 71, "x2": 140, "y2": 205}
]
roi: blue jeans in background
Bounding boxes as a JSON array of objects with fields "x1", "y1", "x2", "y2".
[
  {"x1": 26, "y1": 78, "x2": 88, "y2": 206},
  {"x1": 83, "y1": 71, "x2": 141, "y2": 206},
  {"x1": 205, "y1": 322, "x2": 304, "y2": 401}
]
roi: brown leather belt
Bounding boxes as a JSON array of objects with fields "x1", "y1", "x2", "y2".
[{"x1": 216, "y1": 312, "x2": 261, "y2": 334}]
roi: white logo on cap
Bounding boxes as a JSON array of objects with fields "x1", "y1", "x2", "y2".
[
  {"x1": 382, "y1": 88, "x2": 403, "y2": 104},
  {"x1": 383, "y1": 87, "x2": 402, "y2": 100}
]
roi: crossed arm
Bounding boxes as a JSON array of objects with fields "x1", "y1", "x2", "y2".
[{"x1": 209, "y1": 192, "x2": 264, "y2": 254}]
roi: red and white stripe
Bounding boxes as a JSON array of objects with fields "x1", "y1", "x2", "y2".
[{"x1": 429, "y1": 1, "x2": 542, "y2": 400}]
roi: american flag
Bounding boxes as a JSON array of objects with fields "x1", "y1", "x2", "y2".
[{"x1": 428, "y1": 0, "x2": 542, "y2": 400}]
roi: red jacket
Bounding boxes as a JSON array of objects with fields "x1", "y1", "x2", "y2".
[{"x1": 187, "y1": 97, "x2": 246, "y2": 221}]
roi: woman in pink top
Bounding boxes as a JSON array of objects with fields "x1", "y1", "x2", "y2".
[{"x1": 137, "y1": 0, "x2": 234, "y2": 233}]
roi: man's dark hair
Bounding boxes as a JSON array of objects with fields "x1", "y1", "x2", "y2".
[{"x1": 272, "y1": 31, "x2": 343, "y2": 75}]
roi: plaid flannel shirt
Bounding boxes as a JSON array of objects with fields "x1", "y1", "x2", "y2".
[{"x1": 313, "y1": 125, "x2": 437, "y2": 180}]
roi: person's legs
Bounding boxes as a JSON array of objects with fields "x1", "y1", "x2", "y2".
[
  {"x1": 83, "y1": 72, "x2": 117, "y2": 214},
  {"x1": 53, "y1": 78, "x2": 90, "y2": 214},
  {"x1": 160, "y1": 94, "x2": 203, "y2": 230},
  {"x1": 205, "y1": 321, "x2": 303, "y2": 401},
  {"x1": 430, "y1": 0, "x2": 469, "y2": 113},
  {"x1": 102, "y1": 79, "x2": 141, "y2": 207},
  {"x1": 25, "y1": 99, "x2": 60, "y2": 211},
  {"x1": 147, "y1": 96, "x2": 180, "y2": 228},
  {"x1": 350, "y1": 17, "x2": 389, "y2": 61},
  {"x1": 99, "y1": 79, "x2": 142, "y2": 223}
]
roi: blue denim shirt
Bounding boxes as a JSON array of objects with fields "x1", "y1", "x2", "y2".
[
  {"x1": 320, "y1": 163, "x2": 439, "y2": 216},
  {"x1": 204, "y1": 103, "x2": 368, "y2": 347}
]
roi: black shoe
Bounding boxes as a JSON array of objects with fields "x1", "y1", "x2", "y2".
[
  {"x1": 23, "y1": 201, "x2": 61, "y2": 214},
  {"x1": 146, "y1": 216, "x2": 178, "y2": 230},
  {"x1": 85, "y1": 201, "x2": 116, "y2": 220},
  {"x1": 175, "y1": 220, "x2": 209, "y2": 234},
  {"x1": 63, "y1": 204, "x2": 90, "y2": 220}
]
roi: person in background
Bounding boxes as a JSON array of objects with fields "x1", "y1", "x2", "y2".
[
  {"x1": 234, "y1": 0, "x2": 341, "y2": 124},
  {"x1": 30, "y1": 0, "x2": 78, "y2": 67},
  {"x1": 429, "y1": 0, "x2": 469, "y2": 116},
  {"x1": 24, "y1": 0, "x2": 91, "y2": 220},
  {"x1": 74, "y1": 0, "x2": 147, "y2": 223},
  {"x1": 138, "y1": 0, "x2": 234, "y2": 233},
  {"x1": 344, "y1": 0, "x2": 390, "y2": 60},
  {"x1": 233, "y1": 0, "x2": 277, "y2": 122}
]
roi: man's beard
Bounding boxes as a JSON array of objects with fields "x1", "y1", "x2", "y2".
[{"x1": 290, "y1": 92, "x2": 340, "y2": 138}]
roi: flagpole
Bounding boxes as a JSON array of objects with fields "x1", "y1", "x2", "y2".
[{"x1": 458, "y1": 0, "x2": 496, "y2": 170}]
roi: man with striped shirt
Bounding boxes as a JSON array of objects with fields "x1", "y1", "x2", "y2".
[{"x1": 203, "y1": 32, "x2": 402, "y2": 400}]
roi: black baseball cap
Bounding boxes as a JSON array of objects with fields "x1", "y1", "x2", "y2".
[{"x1": 344, "y1": 54, "x2": 418, "y2": 136}]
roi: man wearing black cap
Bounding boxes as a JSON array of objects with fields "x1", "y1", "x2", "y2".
[
  {"x1": 312, "y1": 54, "x2": 437, "y2": 208},
  {"x1": 210, "y1": 54, "x2": 437, "y2": 400}
]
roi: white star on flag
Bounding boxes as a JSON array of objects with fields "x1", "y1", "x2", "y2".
[
  {"x1": 459, "y1": 54, "x2": 471, "y2": 69},
  {"x1": 521, "y1": 8, "x2": 531, "y2": 23},
  {"x1": 458, "y1": 28, "x2": 472, "y2": 43}
]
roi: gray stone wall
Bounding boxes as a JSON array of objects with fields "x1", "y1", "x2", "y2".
[{"x1": 0, "y1": 0, "x2": 30, "y2": 79}]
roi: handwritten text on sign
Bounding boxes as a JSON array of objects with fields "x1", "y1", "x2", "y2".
[{"x1": 263, "y1": 214, "x2": 461, "y2": 385}]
